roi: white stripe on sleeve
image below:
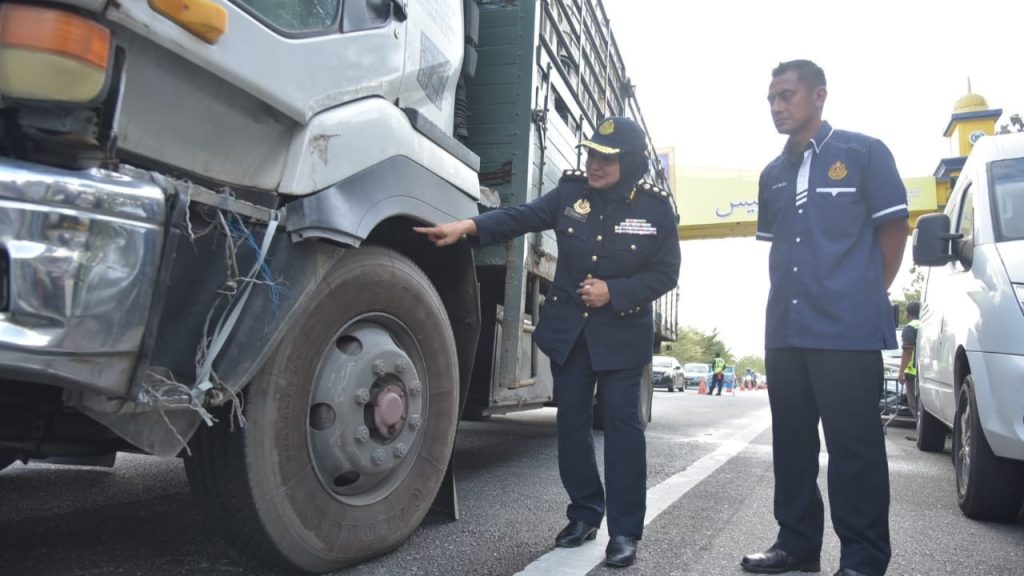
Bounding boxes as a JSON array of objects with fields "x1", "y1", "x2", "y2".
[{"x1": 872, "y1": 204, "x2": 908, "y2": 219}]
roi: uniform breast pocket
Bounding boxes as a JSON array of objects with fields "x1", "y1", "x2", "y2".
[
  {"x1": 605, "y1": 233, "x2": 655, "y2": 275},
  {"x1": 813, "y1": 187, "x2": 862, "y2": 236},
  {"x1": 555, "y1": 221, "x2": 589, "y2": 266}
]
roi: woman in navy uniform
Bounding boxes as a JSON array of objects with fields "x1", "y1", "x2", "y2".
[{"x1": 415, "y1": 117, "x2": 680, "y2": 568}]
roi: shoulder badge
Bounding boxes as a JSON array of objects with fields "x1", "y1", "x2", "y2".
[
  {"x1": 638, "y1": 181, "x2": 671, "y2": 201},
  {"x1": 560, "y1": 169, "x2": 587, "y2": 182},
  {"x1": 828, "y1": 161, "x2": 848, "y2": 180}
]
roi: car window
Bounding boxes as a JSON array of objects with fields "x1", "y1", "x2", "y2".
[
  {"x1": 234, "y1": 0, "x2": 340, "y2": 34},
  {"x1": 683, "y1": 363, "x2": 706, "y2": 372},
  {"x1": 991, "y1": 157, "x2": 1024, "y2": 241},
  {"x1": 958, "y1": 184, "x2": 975, "y2": 239},
  {"x1": 653, "y1": 357, "x2": 673, "y2": 367}
]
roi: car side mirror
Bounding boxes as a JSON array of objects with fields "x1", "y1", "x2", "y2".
[{"x1": 913, "y1": 213, "x2": 962, "y2": 267}]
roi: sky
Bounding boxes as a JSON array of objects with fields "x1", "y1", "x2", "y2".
[{"x1": 600, "y1": 0, "x2": 1024, "y2": 357}]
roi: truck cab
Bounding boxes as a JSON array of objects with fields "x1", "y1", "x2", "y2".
[{"x1": 0, "y1": 1, "x2": 676, "y2": 573}]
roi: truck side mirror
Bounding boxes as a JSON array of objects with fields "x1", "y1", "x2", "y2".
[{"x1": 913, "y1": 213, "x2": 962, "y2": 267}]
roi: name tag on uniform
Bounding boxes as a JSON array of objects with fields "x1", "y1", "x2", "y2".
[
  {"x1": 564, "y1": 206, "x2": 588, "y2": 222},
  {"x1": 614, "y1": 218, "x2": 657, "y2": 235}
]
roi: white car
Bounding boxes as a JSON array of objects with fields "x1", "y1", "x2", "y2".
[
  {"x1": 912, "y1": 131, "x2": 1024, "y2": 521},
  {"x1": 652, "y1": 356, "x2": 684, "y2": 392},
  {"x1": 682, "y1": 363, "x2": 709, "y2": 389}
]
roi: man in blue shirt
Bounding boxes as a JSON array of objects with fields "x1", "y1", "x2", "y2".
[
  {"x1": 740, "y1": 60, "x2": 908, "y2": 576},
  {"x1": 415, "y1": 117, "x2": 680, "y2": 568}
]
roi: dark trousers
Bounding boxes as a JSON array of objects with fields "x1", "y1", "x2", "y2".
[
  {"x1": 904, "y1": 375, "x2": 918, "y2": 418},
  {"x1": 707, "y1": 373, "x2": 723, "y2": 395},
  {"x1": 765, "y1": 348, "x2": 890, "y2": 576},
  {"x1": 551, "y1": 337, "x2": 646, "y2": 538}
]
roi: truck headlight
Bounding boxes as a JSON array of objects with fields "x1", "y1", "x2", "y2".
[
  {"x1": 1014, "y1": 283, "x2": 1024, "y2": 316},
  {"x1": 0, "y1": 4, "x2": 111, "y2": 103}
]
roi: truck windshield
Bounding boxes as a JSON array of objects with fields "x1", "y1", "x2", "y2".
[
  {"x1": 992, "y1": 157, "x2": 1024, "y2": 242},
  {"x1": 236, "y1": 0, "x2": 340, "y2": 33}
]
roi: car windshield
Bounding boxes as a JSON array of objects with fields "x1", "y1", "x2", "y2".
[
  {"x1": 683, "y1": 363, "x2": 706, "y2": 372},
  {"x1": 653, "y1": 357, "x2": 673, "y2": 367},
  {"x1": 991, "y1": 157, "x2": 1024, "y2": 242}
]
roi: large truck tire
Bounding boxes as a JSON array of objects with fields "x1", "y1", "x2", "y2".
[
  {"x1": 185, "y1": 246, "x2": 460, "y2": 573},
  {"x1": 953, "y1": 375, "x2": 1024, "y2": 522}
]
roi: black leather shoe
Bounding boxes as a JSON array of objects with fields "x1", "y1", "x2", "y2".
[
  {"x1": 554, "y1": 520, "x2": 598, "y2": 548},
  {"x1": 740, "y1": 546, "x2": 820, "y2": 573},
  {"x1": 834, "y1": 569, "x2": 870, "y2": 576},
  {"x1": 604, "y1": 535, "x2": 638, "y2": 568}
]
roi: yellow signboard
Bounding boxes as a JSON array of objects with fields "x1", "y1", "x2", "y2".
[{"x1": 669, "y1": 165, "x2": 939, "y2": 240}]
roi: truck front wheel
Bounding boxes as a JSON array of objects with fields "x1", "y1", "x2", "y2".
[{"x1": 185, "y1": 247, "x2": 460, "y2": 573}]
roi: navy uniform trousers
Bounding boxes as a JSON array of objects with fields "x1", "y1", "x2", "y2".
[
  {"x1": 552, "y1": 335, "x2": 646, "y2": 539},
  {"x1": 766, "y1": 348, "x2": 890, "y2": 576}
]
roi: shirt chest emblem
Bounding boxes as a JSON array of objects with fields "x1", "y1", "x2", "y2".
[
  {"x1": 828, "y1": 161, "x2": 848, "y2": 180},
  {"x1": 614, "y1": 218, "x2": 657, "y2": 235},
  {"x1": 564, "y1": 198, "x2": 590, "y2": 222}
]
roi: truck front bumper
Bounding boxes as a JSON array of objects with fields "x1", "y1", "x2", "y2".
[{"x1": 0, "y1": 158, "x2": 166, "y2": 396}]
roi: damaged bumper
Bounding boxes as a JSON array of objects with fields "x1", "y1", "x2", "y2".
[{"x1": 0, "y1": 158, "x2": 166, "y2": 397}]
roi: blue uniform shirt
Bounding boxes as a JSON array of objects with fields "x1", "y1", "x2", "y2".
[
  {"x1": 756, "y1": 121, "x2": 908, "y2": 351},
  {"x1": 472, "y1": 171, "x2": 680, "y2": 370}
]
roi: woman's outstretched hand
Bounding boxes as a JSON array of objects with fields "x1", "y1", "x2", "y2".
[{"x1": 412, "y1": 219, "x2": 477, "y2": 247}]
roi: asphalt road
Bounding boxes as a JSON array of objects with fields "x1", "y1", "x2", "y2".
[{"x1": 2, "y1": 389, "x2": 1022, "y2": 576}]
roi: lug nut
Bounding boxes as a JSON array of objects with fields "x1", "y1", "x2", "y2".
[
  {"x1": 355, "y1": 388, "x2": 370, "y2": 404},
  {"x1": 355, "y1": 426, "x2": 370, "y2": 443},
  {"x1": 394, "y1": 443, "x2": 408, "y2": 458},
  {"x1": 408, "y1": 381, "x2": 422, "y2": 395},
  {"x1": 371, "y1": 449, "x2": 385, "y2": 465},
  {"x1": 373, "y1": 360, "x2": 386, "y2": 376},
  {"x1": 395, "y1": 360, "x2": 408, "y2": 373},
  {"x1": 408, "y1": 415, "x2": 421, "y2": 430}
]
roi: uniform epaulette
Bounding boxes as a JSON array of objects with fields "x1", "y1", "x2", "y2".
[
  {"x1": 638, "y1": 181, "x2": 671, "y2": 200},
  {"x1": 561, "y1": 169, "x2": 587, "y2": 181}
]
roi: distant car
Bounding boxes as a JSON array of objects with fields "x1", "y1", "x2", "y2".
[
  {"x1": 652, "y1": 356, "x2": 684, "y2": 392},
  {"x1": 722, "y1": 365, "x2": 736, "y2": 389},
  {"x1": 681, "y1": 363, "x2": 708, "y2": 389}
]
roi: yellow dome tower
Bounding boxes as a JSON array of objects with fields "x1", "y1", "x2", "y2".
[{"x1": 933, "y1": 80, "x2": 1002, "y2": 206}]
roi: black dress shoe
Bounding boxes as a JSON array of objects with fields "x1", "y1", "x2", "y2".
[
  {"x1": 604, "y1": 535, "x2": 638, "y2": 568},
  {"x1": 554, "y1": 520, "x2": 598, "y2": 548},
  {"x1": 740, "y1": 546, "x2": 820, "y2": 574},
  {"x1": 834, "y1": 569, "x2": 870, "y2": 576}
]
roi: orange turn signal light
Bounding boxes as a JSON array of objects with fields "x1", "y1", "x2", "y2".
[
  {"x1": 149, "y1": 0, "x2": 228, "y2": 45},
  {"x1": 0, "y1": 3, "x2": 110, "y2": 70}
]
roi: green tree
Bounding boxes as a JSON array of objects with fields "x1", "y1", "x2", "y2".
[
  {"x1": 893, "y1": 266, "x2": 924, "y2": 325},
  {"x1": 735, "y1": 354, "x2": 766, "y2": 376},
  {"x1": 660, "y1": 326, "x2": 734, "y2": 366}
]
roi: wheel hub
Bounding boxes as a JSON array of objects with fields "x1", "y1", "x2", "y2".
[{"x1": 306, "y1": 320, "x2": 426, "y2": 501}]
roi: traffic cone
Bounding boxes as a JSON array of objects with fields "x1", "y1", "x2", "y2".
[{"x1": 699, "y1": 378, "x2": 707, "y2": 395}]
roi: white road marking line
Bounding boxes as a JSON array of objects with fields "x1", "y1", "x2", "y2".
[{"x1": 515, "y1": 410, "x2": 773, "y2": 575}]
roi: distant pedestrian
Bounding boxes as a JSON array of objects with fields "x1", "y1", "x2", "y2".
[
  {"x1": 741, "y1": 59, "x2": 908, "y2": 576},
  {"x1": 900, "y1": 301, "x2": 921, "y2": 425},
  {"x1": 708, "y1": 352, "x2": 725, "y2": 396}
]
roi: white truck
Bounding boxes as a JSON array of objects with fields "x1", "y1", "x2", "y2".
[
  {"x1": 912, "y1": 131, "x2": 1024, "y2": 522},
  {"x1": 0, "y1": 0, "x2": 676, "y2": 572}
]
